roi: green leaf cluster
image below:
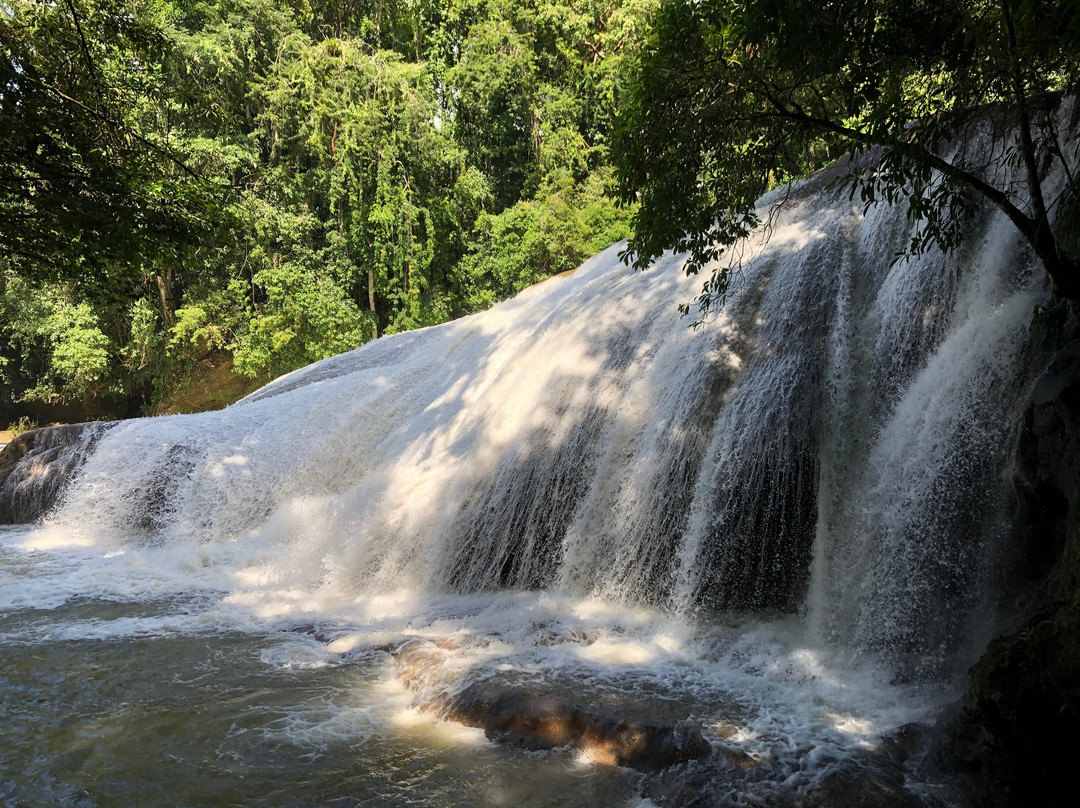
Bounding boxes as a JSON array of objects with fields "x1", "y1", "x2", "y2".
[
  {"x1": 614, "y1": 0, "x2": 1080, "y2": 315},
  {"x1": 1, "y1": 0, "x2": 654, "y2": 421}
]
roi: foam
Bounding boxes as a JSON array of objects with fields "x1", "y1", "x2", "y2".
[{"x1": 0, "y1": 144, "x2": 1055, "y2": 792}]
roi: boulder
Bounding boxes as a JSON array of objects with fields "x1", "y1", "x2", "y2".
[
  {"x1": 393, "y1": 639, "x2": 710, "y2": 772},
  {"x1": 0, "y1": 422, "x2": 113, "y2": 524}
]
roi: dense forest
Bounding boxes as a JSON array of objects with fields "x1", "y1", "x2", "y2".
[
  {"x1": 1, "y1": 0, "x2": 654, "y2": 423},
  {"x1": 3, "y1": 0, "x2": 1077, "y2": 427}
]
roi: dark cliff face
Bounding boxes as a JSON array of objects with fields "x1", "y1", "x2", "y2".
[
  {"x1": 930, "y1": 331, "x2": 1080, "y2": 808},
  {"x1": 0, "y1": 422, "x2": 114, "y2": 524}
]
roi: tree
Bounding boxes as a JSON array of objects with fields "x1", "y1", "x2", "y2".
[
  {"x1": 455, "y1": 167, "x2": 633, "y2": 309},
  {"x1": 0, "y1": 0, "x2": 221, "y2": 284},
  {"x1": 613, "y1": 0, "x2": 1080, "y2": 315},
  {"x1": 1, "y1": 0, "x2": 657, "y2": 419},
  {"x1": 446, "y1": 17, "x2": 540, "y2": 209},
  {"x1": 0, "y1": 0, "x2": 233, "y2": 417},
  {"x1": 260, "y1": 35, "x2": 467, "y2": 337}
]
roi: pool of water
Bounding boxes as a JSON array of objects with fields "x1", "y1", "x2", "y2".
[
  {"x1": 0, "y1": 526, "x2": 954, "y2": 807},
  {"x1": 0, "y1": 604, "x2": 646, "y2": 807}
]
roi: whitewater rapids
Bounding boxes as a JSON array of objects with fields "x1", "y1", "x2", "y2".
[{"x1": 0, "y1": 153, "x2": 1053, "y2": 805}]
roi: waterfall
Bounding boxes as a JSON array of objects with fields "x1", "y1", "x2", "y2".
[{"x1": 26, "y1": 165, "x2": 1047, "y2": 683}]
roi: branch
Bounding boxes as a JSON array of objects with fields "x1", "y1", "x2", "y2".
[
  {"x1": 581, "y1": 39, "x2": 605, "y2": 63},
  {"x1": 27, "y1": 75, "x2": 217, "y2": 186},
  {"x1": 756, "y1": 86, "x2": 1040, "y2": 244},
  {"x1": 62, "y1": 0, "x2": 101, "y2": 103},
  {"x1": 999, "y1": 0, "x2": 1049, "y2": 226}
]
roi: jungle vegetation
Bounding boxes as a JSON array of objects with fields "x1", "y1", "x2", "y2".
[
  {"x1": 3, "y1": 0, "x2": 1077, "y2": 422},
  {"x1": 1, "y1": 0, "x2": 651, "y2": 420}
]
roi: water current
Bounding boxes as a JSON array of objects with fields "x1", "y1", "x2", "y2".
[{"x1": 0, "y1": 147, "x2": 1056, "y2": 805}]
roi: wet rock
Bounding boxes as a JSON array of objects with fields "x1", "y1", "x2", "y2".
[
  {"x1": 393, "y1": 640, "x2": 710, "y2": 772},
  {"x1": 451, "y1": 684, "x2": 710, "y2": 770},
  {"x1": 0, "y1": 422, "x2": 114, "y2": 524},
  {"x1": 936, "y1": 332, "x2": 1080, "y2": 807},
  {"x1": 917, "y1": 703, "x2": 1014, "y2": 808},
  {"x1": 711, "y1": 741, "x2": 762, "y2": 770},
  {"x1": 1008, "y1": 339, "x2": 1080, "y2": 601},
  {"x1": 643, "y1": 734, "x2": 929, "y2": 808},
  {"x1": 946, "y1": 595, "x2": 1080, "y2": 808},
  {"x1": 803, "y1": 760, "x2": 926, "y2": 808},
  {"x1": 966, "y1": 595, "x2": 1080, "y2": 739}
]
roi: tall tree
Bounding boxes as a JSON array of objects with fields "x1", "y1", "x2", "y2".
[
  {"x1": 614, "y1": 0, "x2": 1080, "y2": 314},
  {"x1": 0, "y1": 0, "x2": 220, "y2": 284}
]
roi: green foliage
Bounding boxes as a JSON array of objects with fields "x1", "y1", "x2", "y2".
[
  {"x1": 0, "y1": 0, "x2": 223, "y2": 283},
  {"x1": 5, "y1": 416, "x2": 38, "y2": 437},
  {"x1": 170, "y1": 303, "x2": 232, "y2": 357},
  {"x1": 614, "y1": 0, "x2": 1080, "y2": 314},
  {"x1": 447, "y1": 16, "x2": 539, "y2": 208},
  {"x1": 0, "y1": 0, "x2": 655, "y2": 418},
  {"x1": 457, "y1": 168, "x2": 633, "y2": 310},
  {"x1": 231, "y1": 264, "x2": 375, "y2": 377},
  {"x1": 0, "y1": 269, "x2": 112, "y2": 403}
]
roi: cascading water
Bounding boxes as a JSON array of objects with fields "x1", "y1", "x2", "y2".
[{"x1": 0, "y1": 154, "x2": 1053, "y2": 805}]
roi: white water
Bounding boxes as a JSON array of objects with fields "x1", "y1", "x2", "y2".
[{"x1": 0, "y1": 165, "x2": 1051, "y2": 803}]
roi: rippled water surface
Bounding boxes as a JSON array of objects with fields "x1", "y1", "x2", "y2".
[
  {"x1": 0, "y1": 599, "x2": 639, "y2": 806},
  {"x1": 0, "y1": 525, "x2": 956, "y2": 808}
]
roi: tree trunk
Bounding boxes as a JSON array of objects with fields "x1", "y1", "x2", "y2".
[
  {"x1": 156, "y1": 268, "x2": 176, "y2": 328},
  {"x1": 1031, "y1": 225, "x2": 1080, "y2": 300},
  {"x1": 368, "y1": 267, "x2": 378, "y2": 338},
  {"x1": 1000, "y1": 0, "x2": 1050, "y2": 228}
]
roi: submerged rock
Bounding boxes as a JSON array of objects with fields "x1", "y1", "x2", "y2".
[
  {"x1": 0, "y1": 422, "x2": 114, "y2": 524},
  {"x1": 393, "y1": 639, "x2": 710, "y2": 772},
  {"x1": 449, "y1": 684, "x2": 711, "y2": 771},
  {"x1": 643, "y1": 757, "x2": 925, "y2": 808},
  {"x1": 643, "y1": 723, "x2": 931, "y2": 808}
]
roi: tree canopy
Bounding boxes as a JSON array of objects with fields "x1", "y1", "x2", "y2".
[
  {"x1": 1, "y1": 0, "x2": 652, "y2": 420},
  {"x1": 5, "y1": 0, "x2": 1078, "y2": 422},
  {"x1": 0, "y1": 0, "x2": 222, "y2": 282},
  {"x1": 613, "y1": 0, "x2": 1080, "y2": 315}
]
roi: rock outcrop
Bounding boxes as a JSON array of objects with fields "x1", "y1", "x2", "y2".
[
  {"x1": 932, "y1": 333, "x2": 1080, "y2": 808},
  {"x1": 0, "y1": 422, "x2": 114, "y2": 524},
  {"x1": 394, "y1": 639, "x2": 711, "y2": 772}
]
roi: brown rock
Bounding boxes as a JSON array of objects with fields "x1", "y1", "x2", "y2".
[
  {"x1": 0, "y1": 422, "x2": 114, "y2": 524},
  {"x1": 393, "y1": 639, "x2": 711, "y2": 772}
]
